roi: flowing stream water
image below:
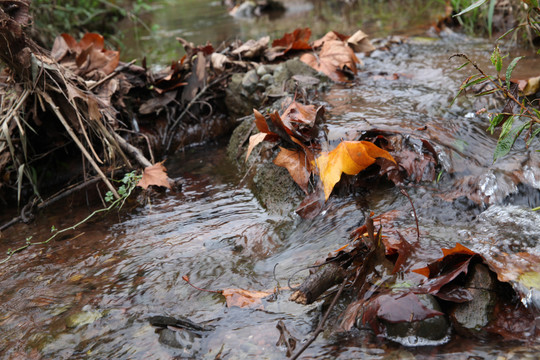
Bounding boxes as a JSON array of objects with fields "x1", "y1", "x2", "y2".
[{"x1": 1, "y1": 1, "x2": 540, "y2": 359}]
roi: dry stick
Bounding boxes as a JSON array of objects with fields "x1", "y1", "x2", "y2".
[
  {"x1": 399, "y1": 187, "x2": 420, "y2": 240},
  {"x1": 41, "y1": 92, "x2": 120, "y2": 199},
  {"x1": 112, "y1": 131, "x2": 152, "y2": 168},
  {"x1": 290, "y1": 276, "x2": 349, "y2": 360}
]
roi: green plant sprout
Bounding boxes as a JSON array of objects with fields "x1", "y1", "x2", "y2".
[{"x1": 0, "y1": 171, "x2": 141, "y2": 264}]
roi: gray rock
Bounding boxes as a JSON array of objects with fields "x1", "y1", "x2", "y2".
[
  {"x1": 382, "y1": 294, "x2": 450, "y2": 344},
  {"x1": 241, "y1": 69, "x2": 260, "y2": 93},
  {"x1": 450, "y1": 263, "x2": 497, "y2": 333},
  {"x1": 225, "y1": 73, "x2": 256, "y2": 117},
  {"x1": 256, "y1": 65, "x2": 268, "y2": 76},
  {"x1": 260, "y1": 73, "x2": 273, "y2": 84},
  {"x1": 268, "y1": 59, "x2": 326, "y2": 96},
  {"x1": 231, "y1": 1, "x2": 256, "y2": 18}
]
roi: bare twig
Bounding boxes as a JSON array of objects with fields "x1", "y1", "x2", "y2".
[
  {"x1": 399, "y1": 186, "x2": 420, "y2": 240},
  {"x1": 290, "y1": 276, "x2": 349, "y2": 360},
  {"x1": 112, "y1": 131, "x2": 152, "y2": 168},
  {"x1": 88, "y1": 59, "x2": 137, "y2": 91}
]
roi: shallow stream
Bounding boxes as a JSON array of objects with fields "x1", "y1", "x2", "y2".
[{"x1": 1, "y1": 1, "x2": 540, "y2": 359}]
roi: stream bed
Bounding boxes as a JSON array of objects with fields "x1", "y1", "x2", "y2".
[{"x1": 1, "y1": 1, "x2": 540, "y2": 359}]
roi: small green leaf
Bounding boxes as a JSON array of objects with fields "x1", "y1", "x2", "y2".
[
  {"x1": 487, "y1": 113, "x2": 505, "y2": 134},
  {"x1": 505, "y1": 56, "x2": 523, "y2": 90},
  {"x1": 499, "y1": 116, "x2": 515, "y2": 139},
  {"x1": 475, "y1": 88, "x2": 499, "y2": 97},
  {"x1": 527, "y1": 127, "x2": 540, "y2": 146},
  {"x1": 454, "y1": 0, "x2": 488, "y2": 17},
  {"x1": 493, "y1": 121, "x2": 528, "y2": 161},
  {"x1": 455, "y1": 61, "x2": 471, "y2": 71}
]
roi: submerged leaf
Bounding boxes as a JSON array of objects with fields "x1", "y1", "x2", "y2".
[{"x1": 222, "y1": 288, "x2": 271, "y2": 308}]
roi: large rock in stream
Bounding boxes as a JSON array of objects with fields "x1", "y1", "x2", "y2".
[
  {"x1": 380, "y1": 294, "x2": 450, "y2": 345},
  {"x1": 227, "y1": 117, "x2": 304, "y2": 215},
  {"x1": 226, "y1": 58, "x2": 329, "y2": 214}
]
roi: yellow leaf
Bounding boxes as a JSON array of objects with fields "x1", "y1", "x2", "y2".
[{"x1": 315, "y1": 141, "x2": 395, "y2": 200}]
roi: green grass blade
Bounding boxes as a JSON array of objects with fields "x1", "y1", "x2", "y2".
[
  {"x1": 487, "y1": 0, "x2": 496, "y2": 37},
  {"x1": 454, "y1": 0, "x2": 488, "y2": 17}
]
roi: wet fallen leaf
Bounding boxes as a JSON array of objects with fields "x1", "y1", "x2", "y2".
[
  {"x1": 365, "y1": 292, "x2": 444, "y2": 324},
  {"x1": 246, "y1": 132, "x2": 271, "y2": 160},
  {"x1": 266, "y1": 28, "x2": 312, "y2": 61},
  {"x1": 300, "y1": 39, "x2": 360, "y2": 81},
  {"x1": 486, "y1": 300, "x2": 539, "y2": 340},
  {"x1": 295, "y1": 186, "x2": 326, "y2": 219},
  {"x1": 315, "y1": 141, "x2": 396, "y2": 200},
  {"x1": 222, "y1": 288, "x2": 271, "y2": 308},
  {"x1": 516, "y1": 75, "x2": 540, "y2": 96},
  {"x1": 232, "y1": 37, "x2": 270, "y2": 59},
  {"x1": 137, "y1": 161, "x2": 172, "y2": 190},
  {"x1": 413, "y1": 243, "x2": 480, "y2": 298},
  {"x1": 273, "y1": 147, "x2": 311, "y2": 194},
  {"x1": 312, "y1": 30, "x2": 349, "y2": 48}
]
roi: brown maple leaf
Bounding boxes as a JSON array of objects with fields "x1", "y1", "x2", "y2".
[{"x1": 300, "y1": 39, "x2": 360, "y2": 82}]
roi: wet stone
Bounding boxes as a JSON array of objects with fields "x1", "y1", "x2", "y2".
[
  {"x1": 450, "y1": 263, "x2": 497, "y2": 334},
  {"x1": 242, "y1": 69, "x2": 259, "y2": 93},
  {"x1": 260, "y1": 73, "x2": 273, "y2": 84},
  {"x1": 381, "y1": 294, "x2": 450, "y2": 344},
  {"x1": 256, "y1": 65, "x2": 268, "y2": 76}
]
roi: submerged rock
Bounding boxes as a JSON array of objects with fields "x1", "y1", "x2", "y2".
[
  {"x1": 450, "y1": 263, "x2": 498, "y2": 335},
  {"x1": 382, "y1": 294, "x2": 450, "y2": 345}
]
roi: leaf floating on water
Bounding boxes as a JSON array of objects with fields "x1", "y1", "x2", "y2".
[
  {"x1": 222, "y1": 288, "x2": 272, "y2": 309},
  {"x1": 137, "y1": 161, "x2": 171, "y2": 189}
]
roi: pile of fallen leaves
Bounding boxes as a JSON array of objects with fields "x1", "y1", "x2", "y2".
[{"x1": 244, "y1": 96, "x2": 441, "y2": 218}]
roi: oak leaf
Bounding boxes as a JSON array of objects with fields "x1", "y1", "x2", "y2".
[
  {"x1": 315, "y1": 141, "x2": 396, "y2": 200},
  {"x1": 137, "y1": 161, "x2": 172, "y2": 189},
  {"x1": 222, "y1": 288, "x2": 271, "y2": 308}
]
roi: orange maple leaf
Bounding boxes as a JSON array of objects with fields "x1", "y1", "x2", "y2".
[
  {"x1": 316, "y1": 141, "x2": 396, "y2": 200},
  {"x1": 137, "y1": 161, "x2": 171, "y2": 189}
]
